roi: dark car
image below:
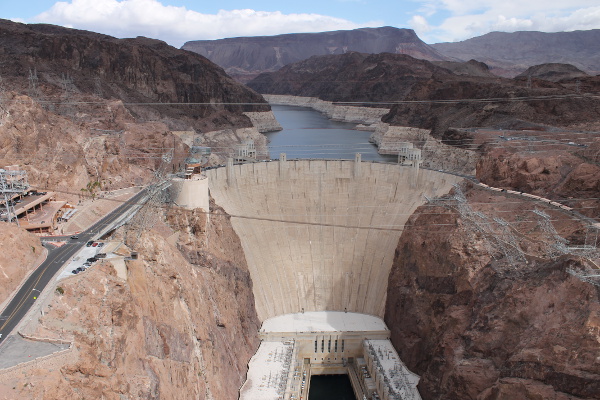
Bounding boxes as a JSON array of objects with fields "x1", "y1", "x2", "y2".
[
  {"x1": 72, "y1": 269, "x2": 79, "y2": 274},
  {"x1": 96, "y1": 253, "x2": 107, "y2": 259},
  {"x1": 86, "y1": 241, "x2": 94, "y2": 247},
  {"x1": 87, "y1": 257, "x2": 97, "y2": 262}
]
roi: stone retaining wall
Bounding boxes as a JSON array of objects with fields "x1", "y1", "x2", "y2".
[{"x1": 0, "y1": 346, "x2": 77, "y2": 381}]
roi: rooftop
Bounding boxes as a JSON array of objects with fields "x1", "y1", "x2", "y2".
[{"x1": 261, "y1": 311, "x2": 388, "y2": 333}]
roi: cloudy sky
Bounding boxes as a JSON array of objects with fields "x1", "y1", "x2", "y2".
[{"x1": 2, "y1": 0, "x2": 600, "y2": 47}]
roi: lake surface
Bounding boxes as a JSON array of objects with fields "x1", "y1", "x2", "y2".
[{"x1": 265, "y1": 105, "x2": 396, "y2": 162}]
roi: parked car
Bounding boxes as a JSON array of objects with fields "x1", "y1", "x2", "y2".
[
  {"x1": 87, "y1": 257, "x2": 97, "y2": 262},
  {"x1": 96, "y1": 253, "x2": 106, "y2": 259},
  {"x1": 92, "y1": 242, "x2": 99, "y2": 247},
  {"x1": 72, "y1": 269, "x2": 79, "y2": 274},
  {"x1": 86, "y1": 241, "x2": 94, "y2": 247}
]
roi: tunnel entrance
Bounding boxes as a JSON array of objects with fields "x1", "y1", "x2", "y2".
[{"x1": 309, "y1": 374, "x2": 356, "y2": 400}]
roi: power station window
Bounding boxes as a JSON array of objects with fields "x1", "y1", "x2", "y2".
[
  {"x1": 341, "y1": 339, "x2": 345, "y2": 352},
  {"x1": 321, "y1": 339, "x2": 324, "y2": 353},
  {"x1": 335, "y1": 340, "x2": 338, "y2": 352},
  {"x1": 314, "y1": 340, "x2": 318, "y2": 353},
  {"x1": 328, "y1": 339, "x2": 331, "y2": 352}
]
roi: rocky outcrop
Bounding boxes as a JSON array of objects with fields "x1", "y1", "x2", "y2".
[
  {"x1": 243, "y1": 111, "x2": 282, "y2": 133},
  {"x1": 516, "y1": 63, "x2": 589, "y2": 82},
  {"x1": 370, "y1": 123, "x2": 478, "y2": 174},
  {"x1": 385, "y1": 185, "x2": 600, "y2": 399},
  {"x1": 431, "y1": 29, "x2": 600, "y2": 77},
  {"x1": 4, "y1": 204, "x2": 260, "y2": 399},
  {"x1": 183, "y1": 26, "x2": 450, "y2": 82},
  {"x1": 0, "y1": 223, "x2": 43, "y2": 306}
]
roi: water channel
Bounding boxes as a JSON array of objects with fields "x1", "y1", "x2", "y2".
[
  {"x1": 308, "y1": 375, "x2": 357, "y2": 400},
  {"x1": 265, "y1": 105, "x2": 396, "y2": 162}
]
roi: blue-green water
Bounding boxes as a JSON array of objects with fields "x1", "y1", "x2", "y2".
[
  {"x1": 308, "y1": 374, "x2": 357, "y2": 400},
  {"x1": 265, "y1": 105, "x2": 396, "y2": 162}
]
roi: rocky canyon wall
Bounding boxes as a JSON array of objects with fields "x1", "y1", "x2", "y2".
[
  {"x1": 1, "y1": 204, "x2": 260, "y2": 400},
  {"x1": 384, "y1": 184, "x2": 600, "y2": 399}
]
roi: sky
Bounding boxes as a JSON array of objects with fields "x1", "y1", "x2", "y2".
[{"x1": 2, "y1": 0, "x2": 600, "y2": 48}]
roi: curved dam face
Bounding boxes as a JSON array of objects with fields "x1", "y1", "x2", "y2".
[{"x1": 206, "y1": 160, "x2": 462, "y2": 321}]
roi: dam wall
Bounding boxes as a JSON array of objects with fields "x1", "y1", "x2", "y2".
[{"x1": 206, "y1": 160, "x2": 462, "y2": 321}]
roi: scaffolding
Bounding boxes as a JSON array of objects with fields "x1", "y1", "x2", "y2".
[{"x1": 0, "y1": 168, "x2": 29, "y2": 225}]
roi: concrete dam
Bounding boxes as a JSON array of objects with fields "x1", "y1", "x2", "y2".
[{"x1": 174, "y1": 157, "x2": 463, "y2": 400}]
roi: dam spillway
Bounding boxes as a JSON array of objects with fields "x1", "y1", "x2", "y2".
[{"x1": 205, "y1": 159, "x2": 463, "y2": 321}]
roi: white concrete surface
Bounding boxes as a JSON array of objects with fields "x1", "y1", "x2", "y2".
[
  {"x1": 261, "y1": 311, "x2": 387, "y2": 334},
  {"x1": 206, "y1": 160, "x2": 462, "y2": 321},
  {"x1": 169, "y1": 175, "x2": 209, "y2": 212},
  {"x1": 365, "y1": 340, "x2": 422, "y2": 400},
  {"x1": 239, "y1": 340, "x2": 295, "y2": 400}
]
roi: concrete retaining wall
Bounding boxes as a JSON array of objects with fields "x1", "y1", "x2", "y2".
[{"x1": 206, "y1": 160, "x2": 462, "y2": 321}]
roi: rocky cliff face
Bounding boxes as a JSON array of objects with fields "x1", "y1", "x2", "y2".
[
  {"x1": 431, "y1": 30, "x2": 600, "y2": 77},
  {"x1": 5, "y1": 203, "x2": 260, "y2": 399},
  {"x1": 477, "y1": 145, "x2": 600, "y2": 220},
  {"x1": 0, "y1": 19, "x2": 275, "y2": 196},
  {"x1": 183, "y1": 26, "x2": 450, "y2": 82},
  {"x1": 385, "y1": 185, "x2": 600, "y2": 399},
  {"x1": 0, "y1": 223, "x2": 42, "y2": 305}
]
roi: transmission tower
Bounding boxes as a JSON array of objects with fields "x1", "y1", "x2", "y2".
[
  {"x1": 532, "y1": 208, "x2": 569, "y2": 256},
  {"x1": 125, "y1": 149, "x2": 176, "y2": 247},
  {"x1": 0, "y1": 169, "x2": 29, "y2": 226},
  {"x1": 28, "y1": 68, "x2": 40, "y2": 99}
]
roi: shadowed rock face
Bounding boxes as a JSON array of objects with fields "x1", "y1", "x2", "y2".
[
  {"x1": 182, "y1": 26, "x2": 450, "y2": 82},
  {"x1": 0, "y1": 19, "x2": 268, "y2": 131}
]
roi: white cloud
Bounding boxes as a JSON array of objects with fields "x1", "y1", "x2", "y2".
[
  {"x1": 33, "y1": 0, "x2": 376, "y2": 47},
  {"x1": 412, "y1": 0, "x2": 600, "y2": 42},
  {"x1": 409, "y1": 15, "x2": 432, "y2": 36}
]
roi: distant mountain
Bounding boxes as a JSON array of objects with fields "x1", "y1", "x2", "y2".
[
  {"x1": 431, "y1": 30, "x2": 600, "y2": 77},
  {"x1": 515, "y1": 63, "x2": 588, "y2": 82},
  {"x1": 182, "y1": 26, "x2": 451, "y2": 82}
]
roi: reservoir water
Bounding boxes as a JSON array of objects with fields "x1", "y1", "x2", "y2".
[{"x1": 265, "y1": 105, "x2": 396, "y2": 162}]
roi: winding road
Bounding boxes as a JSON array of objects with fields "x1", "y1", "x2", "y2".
[{"x1": 0, "y1": 189, "x2": 147, "y2": 344}]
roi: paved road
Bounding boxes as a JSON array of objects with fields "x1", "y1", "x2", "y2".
[{"x1": 0, "y1": 189, "x2": 147, "y2": 344}]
